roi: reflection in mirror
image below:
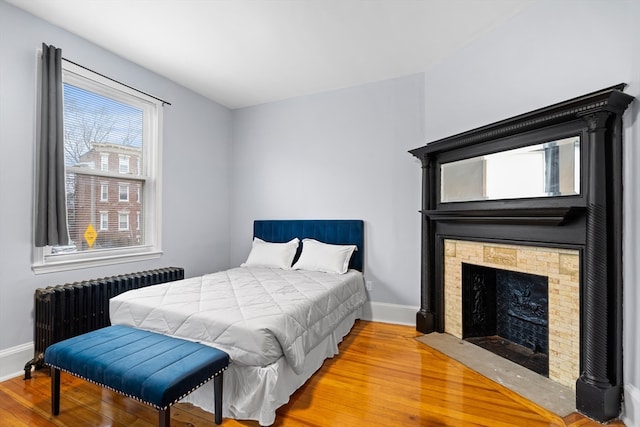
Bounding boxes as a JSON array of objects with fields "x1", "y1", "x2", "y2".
[{"x1": 440, "y1": 136, "x2": 580, "y2": 203}]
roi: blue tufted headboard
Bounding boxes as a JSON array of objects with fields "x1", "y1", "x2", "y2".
[{"x1": 253, "y1": 220, "x2": 364, "y2": 272}]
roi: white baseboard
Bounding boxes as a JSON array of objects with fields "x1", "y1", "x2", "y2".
[
  {"x1": 360, "y1": 301, "x2": 418, "y2": 326},
  {"x1": 0, "y1": 342, "x2": 34, "y2": 382},
  {"x1": 623, "y1": 384, "x2": 640, "y2": 427}
]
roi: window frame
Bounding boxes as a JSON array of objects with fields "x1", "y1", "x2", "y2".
[
  {"x1": 100, "y1": 182, "x2": 109, "y2": 202},
  {"x1": 100, "y1": 154, "x2": 109, "y2": 171},
  {"x1": 99, "y1": 212, "x2": 109, "y2": 230},
  {"x1": 119, "y1": 154, "x2": 130, "y2": 174},
  {"x1": 118, "y1": 183, "x2": 129, "y2": 202},
  {"x1": 32, "y1": 60, "x2": 163, "y2": 274},
  {"x1": 118, "y1": 212, "x2": 130, "y2": 231}
]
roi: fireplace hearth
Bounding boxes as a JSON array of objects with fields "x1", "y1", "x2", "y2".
[
  {"x1": 410, "y1": 85, "x2": 635, "y2": 422},
  {"x1": 466, "y1": 336, "x2": 548, "y2": 377}
]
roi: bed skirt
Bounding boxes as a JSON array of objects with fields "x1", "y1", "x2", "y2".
[{"x1": 180, "y1": 308, "x2": 362, "y2": 426}]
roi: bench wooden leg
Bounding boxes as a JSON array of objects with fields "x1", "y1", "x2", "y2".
[
  {"x1": 159, "y1": 407, "x2": 170, "y2": 427},
  {"x1": 51, "y1": 367, "x2": 60, "y2": 416},
  {"x1": 214, "y1": 372, "x2": 223, "y2": 425}
]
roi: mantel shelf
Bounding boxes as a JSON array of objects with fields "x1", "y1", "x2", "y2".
[{"x1": 420, "y1": 206, "x2": 585, "y2": 226}]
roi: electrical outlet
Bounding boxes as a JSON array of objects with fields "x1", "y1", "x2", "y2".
[{"x1": 366, "y1": 280, "x2": 373, "y2": 291}]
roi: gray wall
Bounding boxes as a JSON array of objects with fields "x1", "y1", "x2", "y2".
[
  {"x1": 231, "y1": 74, "x2": 425, "y2": 306},
  {"x1": 0, "y1": 1, "x2": 233, "y2": 352}
]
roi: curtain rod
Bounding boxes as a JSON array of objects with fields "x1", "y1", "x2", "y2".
[{"x1": 62, "y1": 57, "x2": 172, "y2": 106}]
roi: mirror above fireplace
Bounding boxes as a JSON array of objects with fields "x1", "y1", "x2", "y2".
[{"x1": 440, "y1": 135, "x2": 580, "y2": 203}]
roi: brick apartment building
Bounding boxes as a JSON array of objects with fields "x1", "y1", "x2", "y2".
[{"x1": 69, "y1": 143, "x2": 142, "y2": 251}]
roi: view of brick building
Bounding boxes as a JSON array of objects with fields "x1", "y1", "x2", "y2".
[{"x1": 68, "y1": 142, "x2": 142, "y2": 251}]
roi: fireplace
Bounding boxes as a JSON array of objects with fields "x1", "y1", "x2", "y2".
[
  {"x1": 443, "y1": 239, "x2": 580, "y2": 388},
  {"x1": 410, "y1": 85, "x2": 634, "y2": 422},
  {"x1": 462, "y1": 263, "x2": 549, "y2": 376}
]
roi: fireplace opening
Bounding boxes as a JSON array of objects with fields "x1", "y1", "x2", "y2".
[{"x1": 461, "y1": 263, "x2": 549, "y2": 377}]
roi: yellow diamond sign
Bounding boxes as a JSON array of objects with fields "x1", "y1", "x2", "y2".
[{"x1": 84, "y1": 224, "x2": 97, "y2": 248}]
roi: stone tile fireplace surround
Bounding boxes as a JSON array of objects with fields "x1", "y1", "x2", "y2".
[
  {"x1": 443, "y1": 239, "x2": 579, "y2": 389},
  {"x1": 410, "y1": 85, "x2": 634, "y2": 422}
]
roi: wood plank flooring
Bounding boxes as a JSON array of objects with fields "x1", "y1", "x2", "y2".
[{"x1": 0, "y1": 321, "x2": 625, "y2": 426}]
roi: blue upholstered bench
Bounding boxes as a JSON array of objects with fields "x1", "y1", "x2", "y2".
[{"x1": 44, "y1": 325, "x2": 229, "y2": 426}]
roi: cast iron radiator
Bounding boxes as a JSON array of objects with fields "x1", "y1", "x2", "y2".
[{"x1": 24, "y1": 267, "x2": 184, "y2": 379}]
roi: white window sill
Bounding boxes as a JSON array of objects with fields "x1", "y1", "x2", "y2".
[{"x1": 32, "y1": 249, "x2": 163, "y2": 275}]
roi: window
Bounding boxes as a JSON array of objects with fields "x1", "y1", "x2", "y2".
[
  {"x1": 100, "y1": 212, "x2": 109, "y2": 230},
  {"x1": 100, "y1": 183, "x2": 108, "y2": 201},
  {"x1": 119, "y1": 184, "x2": 129, "y2": 202},
  {"x1": 33, "y1": 60, "x2": 163, "y2": 273},
  {"x1": 101, "y1": 154, "x2": 109, "y2": 171},
  {"x1": 118, "y1": 212, "x2": 129, "y2": 231},
  {"x1": 119, "y1": 154, "x2": 130, "y2": 174}
]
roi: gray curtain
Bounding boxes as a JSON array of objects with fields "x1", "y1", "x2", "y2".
[{"x1": 35, "y1": 43, "x2": 69, "y2": 247}]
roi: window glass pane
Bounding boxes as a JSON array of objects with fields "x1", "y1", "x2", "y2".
[
  {"x1": 119, "y1": 155, "x2": 130, "y2": 173},
  {"x1": 63, "y1": 83, "x2": 143, "y2": 168},
  {"x1": 100, "y1": 212, "x2": 108, "y2": 230},
  {"x1": 119, "y1": 184, "x2": 129, "y2": 201},
  {"x1": 60, "y1": 83, "x2": 144, "y2": 252},
  {"x1": 65, "y1": 174, "x2": 141, "y2": 249},
  {"x1": 118, "y1": 213, "x2": 129, "y2": 231}
]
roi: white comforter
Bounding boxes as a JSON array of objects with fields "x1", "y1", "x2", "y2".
[{"x1": 109, "y1": 267, "x2": 366, "y2": 375}]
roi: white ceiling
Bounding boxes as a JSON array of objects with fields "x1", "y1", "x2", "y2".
[{"x1": 7, "y1": 0, "x2": 535, "y2": 109}]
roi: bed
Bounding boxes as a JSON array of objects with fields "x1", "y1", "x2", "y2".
[{"x1": 109, "y1": 219, "x2": 366, "y2": 426}]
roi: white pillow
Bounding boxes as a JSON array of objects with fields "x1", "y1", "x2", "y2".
[
  {"x1": 242, "y1": 237, "x2": 300, "y2": 269},
  {"x1": 292, "y1": 238, "x2": 357, "y2": 274}
]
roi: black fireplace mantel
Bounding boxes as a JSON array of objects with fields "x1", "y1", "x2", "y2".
[{"x1": 409, "y1": 84, "x2": 634, "y2": 422}]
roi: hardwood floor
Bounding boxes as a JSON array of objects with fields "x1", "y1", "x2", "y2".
[{"x1": 0, "y1": 321, "x2": 625, "y2": 426}]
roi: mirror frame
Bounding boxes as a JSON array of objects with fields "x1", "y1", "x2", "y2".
[{"x1": 434, "y1": 120, "x2": 589, "y2": 212}]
